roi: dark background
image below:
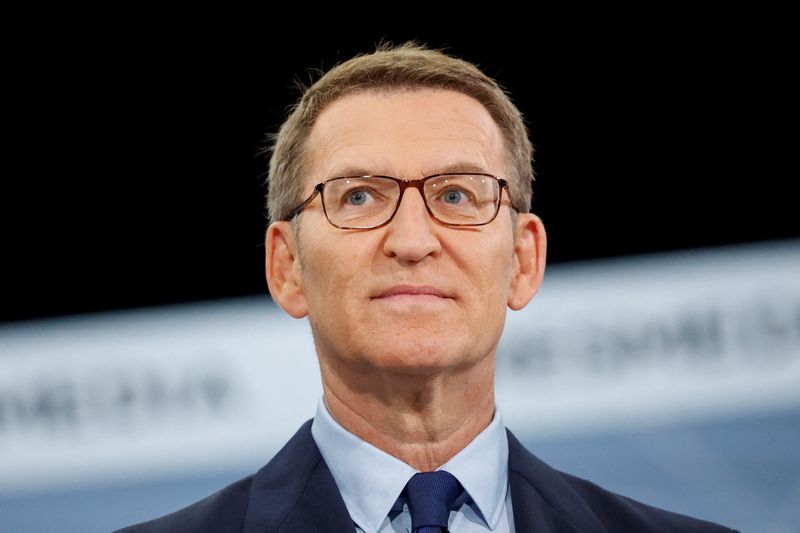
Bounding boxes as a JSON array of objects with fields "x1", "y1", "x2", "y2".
[{"x1": 3, "y1": 13, "x2": 796, "y2": 323}]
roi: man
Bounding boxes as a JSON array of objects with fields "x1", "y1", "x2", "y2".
[{"x1": 118, "y1": 43, "x2": 738, "y2": 532}]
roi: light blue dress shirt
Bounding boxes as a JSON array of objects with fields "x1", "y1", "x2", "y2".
[{"x1": 311, "y1": 397, "x2": 515, "y2": 533}]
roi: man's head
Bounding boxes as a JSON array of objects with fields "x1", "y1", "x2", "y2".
[
  {"x1": 265, "y1": 43, "x2": 545, "y2": 386},
  {"x1": 266, "y1": 42, "x2": 534, "y2": 225}
]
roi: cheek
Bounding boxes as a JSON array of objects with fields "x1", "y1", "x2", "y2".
[
  {"x1": 305, "y1": 262, "x2": 347, "y2": 311},
  {"x1": 466, "y1": 239, "x2": 514, "y2": 297},
  {"x1": 301, "y1": 238, "x2": 371, "y2": 313}
]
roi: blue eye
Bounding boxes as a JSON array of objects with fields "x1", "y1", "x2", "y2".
[
  {"x1": 443, "y1": 190, "x2": 464, "y2": 204},
  {"x1": 348, "y1": 190, "x2": 370, "y2": 205}
]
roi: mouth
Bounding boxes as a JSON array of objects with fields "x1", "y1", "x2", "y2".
[{"x1": 373, "y1": 284, "x2": 452, "y2": 300}]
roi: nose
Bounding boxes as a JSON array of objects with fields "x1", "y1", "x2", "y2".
[{"x1": 382, "y1": 186, "x2": 442, "y2": 264}]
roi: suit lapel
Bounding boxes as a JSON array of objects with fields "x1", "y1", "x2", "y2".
[
  {"x1": 243, "y1": 420, "x2": 353, "y2": 533},
  {"x1": 276, "y1": 458, "x2": 354, "y2": 532},
  {"x1": 507, "y1": 429, "x2": 608, "y2": 533},
  {"x1": 509, "y1": 469, "x2": 584, "y2": 533}
]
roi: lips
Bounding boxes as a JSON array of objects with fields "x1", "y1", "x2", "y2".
[{"x1": 374, "y1": 284, "x2": 451, "y2": 299}]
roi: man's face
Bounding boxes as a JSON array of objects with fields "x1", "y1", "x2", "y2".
[{"x1": 270, "y1": 89, "x2": 542, "y2": 377}]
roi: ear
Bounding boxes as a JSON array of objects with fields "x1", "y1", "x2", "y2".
[
  {"x1": 508, "y1": 213, "x2": 547, "y2": 310},
  {"x1": 265, "y1": 221, "x2": 309, "y2": 318}
]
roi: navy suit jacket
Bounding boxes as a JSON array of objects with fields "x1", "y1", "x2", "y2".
[{"x1": 116, "y1": 420, "x2": 738, "y2": 532}]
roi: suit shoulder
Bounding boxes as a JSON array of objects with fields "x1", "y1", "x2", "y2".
[
  {"x1": 506, "y1": 428, "x2": 738, "y2": 532},
  {"x1": 113, "y1": 475, "x2": 254, "y2": 533},
  {"x1": 558, "y1": 471, "x2": 739, "y2": 533},
  {"x1": 113, "y1": 421, "x2": 320, "y2": 533}
]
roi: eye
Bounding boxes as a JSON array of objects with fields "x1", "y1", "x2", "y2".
[
  {"x1": 441, "y1": 188, "x2": 468, "y2": 205},
  {"x1": 346, "y1": 189, "x2": 372, "y2": 206}
]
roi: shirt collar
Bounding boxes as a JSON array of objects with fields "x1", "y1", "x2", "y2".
[
  {"x1": 311, "y1": 397, "x2": 509, "y2": 532},
  {"x1": 311, "y1": 398, "x2": 417, "y2": 533},
  {"x1": 439, "y1": 407, "x2": 509, "y2": 528}
]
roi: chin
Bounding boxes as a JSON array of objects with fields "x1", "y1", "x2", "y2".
[{"x1": 363, "y1": 339, "x2": 479, "y2": 376}]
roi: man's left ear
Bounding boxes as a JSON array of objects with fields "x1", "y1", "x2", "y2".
[{"x1": 508, "y1": 213, "x2": 547, "y2": 310}]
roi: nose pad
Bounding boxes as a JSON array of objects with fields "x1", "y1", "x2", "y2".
[
  {"x1": 392, "y1": 185, "x2": 431, "y2": 224},
  {"x1": 383, "y1": 183, "x2": 441, "y2": 261}
]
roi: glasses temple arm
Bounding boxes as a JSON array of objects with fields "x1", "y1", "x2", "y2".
[{"x1": 282, "y1": 183, "x2": 324, "y2": 221}]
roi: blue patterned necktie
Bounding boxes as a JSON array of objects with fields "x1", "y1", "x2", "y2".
[{"x1": 403, "y1": 470, "x2": 464, "y2": 533}]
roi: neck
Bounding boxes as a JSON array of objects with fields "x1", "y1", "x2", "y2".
[{"x1": 319, "y1": 355, "x2": 496, "y2": 472}]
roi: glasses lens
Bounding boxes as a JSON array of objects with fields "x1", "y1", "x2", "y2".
[
  {"x1": 323, "y1": 177, "x2": 400, "y2": 228},
  {"x1": 424, "y1": 174, "x2": 500, "y2": 225}
]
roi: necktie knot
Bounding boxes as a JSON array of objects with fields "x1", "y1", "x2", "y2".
[{"x1": 403, "y1": 470, "x2": 464, "y2": 532}]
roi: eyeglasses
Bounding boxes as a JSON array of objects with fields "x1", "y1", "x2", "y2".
[{"x1": 283, "y1": 173, "x2": 510, "y2": 229}]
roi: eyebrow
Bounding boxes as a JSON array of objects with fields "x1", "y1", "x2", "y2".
[
  {"x1": 326, "y1": 161, "x2": 492, "y2": 178},
  {"x1": 430, "y1": 162, "x2": 492, "y2": 175}
]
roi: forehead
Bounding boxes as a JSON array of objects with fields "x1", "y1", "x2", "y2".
[{"x1": 306, "y1": 89, "x2": 506, "y2": 182}]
